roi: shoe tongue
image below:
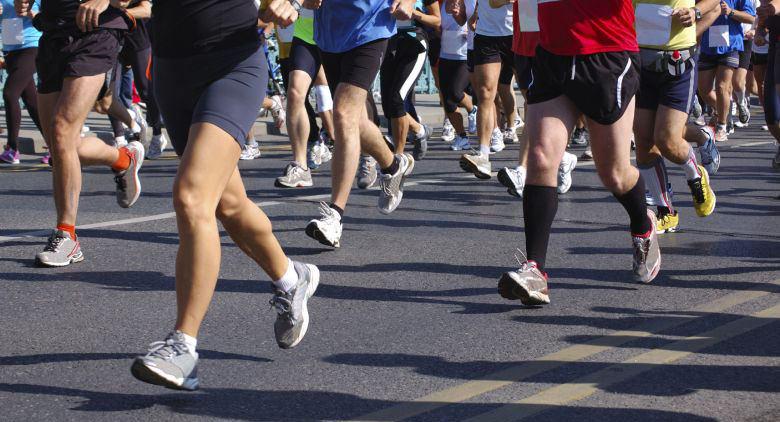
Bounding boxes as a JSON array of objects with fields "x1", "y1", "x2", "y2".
[{"x1": 53, "y1": 229, "x2": 71, "y2": 239}]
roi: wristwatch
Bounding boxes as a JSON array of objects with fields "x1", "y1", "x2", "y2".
[
  {"x1": 693, "y1": 7, "x2": 702, "y2": 21},
  {"x1": 728, "y1": 10, "x2": 736, "y2": 19}
]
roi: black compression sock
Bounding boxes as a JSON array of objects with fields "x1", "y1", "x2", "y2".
[
  {"x1": 329, "y1": 203, "x2": 344, "y2": 218},
  {"x1": 523, "y1": 185, "x2": 559, "y2": 271},
  {"x1": 381, "y1": 156, "x2": 400, "y2": 175},
  {"x1": 614, "y1": 175, "x2": 652, "y2": 235}
]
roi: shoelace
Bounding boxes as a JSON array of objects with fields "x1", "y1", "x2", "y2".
[
  {"x1": 269, "y1": 292, "x2": 295, "y2": 324},
  {"x1": 689, "y1": 178, "x2": 705, "y2": 204},
  {"x1": 316, "y1": 201, "x2": 339, "y2": 224},
  {"x1": 146, "y1": 338, "x2": 189, "y2": 360},
  {"x1": 43, "y1": 235, "x2": 66, "y2": 252},
  {"x1": 378, "y1": 173, "x2": 393, "y2": 196},
  {"x1": 632, "y1": 237, "x2": 649, "y2": 266},
  {"x1": 358, "y1": 157, "x2": 375, "y2": 178}
]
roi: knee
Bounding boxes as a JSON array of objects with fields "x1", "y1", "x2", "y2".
[
  {"x1": 93, "y1": 98, "x2": 111, "y2": 114},
  {"x1": 527, "y1": 144, "x2": 559, "y2": 175},
  {"x1": 287, "y1": 84, "x2": 308, "y2": 106},
  {"x1": 597, "y1": 167, "x2": 633, "y2": 193},
  {"x1": 173, "y1": 186, "x2": 215, "y2": 227},
  {"x1": 215, "y1": 193, "x2": 245, "y2": 223},
  {"x1": 716, "y1": 78, "x2": 732, "y2": 93}
]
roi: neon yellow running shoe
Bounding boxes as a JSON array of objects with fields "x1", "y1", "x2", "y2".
[
  {"x1": 656, "y1": 211, "x2": 679, "y2": 234},
  {"x1": 688, "y1": 165, "x2": 716, "y2": 217}
]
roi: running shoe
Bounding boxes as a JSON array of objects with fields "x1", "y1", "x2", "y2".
[
  {"x1": 240, "y1": 142, "x2": 262, "y2": 160},
  {"x1": 490, "y1": 127, "x2": 505, "y2": 153},
  {"x1": 270, "y1": 261, "x2": 320, "y2": 349},
  {"x1": 503, "y1": 127, "x2": 518, "y2": 144},
  {"x1": 726, "y1": 116, "x2": 735, "y2": 135},
  {"x1": 115, "y1": 141, "x2": 144, "y2": 208},
  {"x1": 730, "y1": 101, "x2": 737, "y2": 119},
  {"x1": 378, "y1": 153, "x2": 415, "y2": 214},
  {"x1": 656, "y1": 211, "x2": 679, "y2": 234},
  {"x1": 35, "y1": 230, "x2": 84, "y2": 267},
  {"x1": 441, "y1": 118, "x2": 456, "y2": 142},
  {"x1": 691, "y1": 96, "x2": 703, "y2": 119},
  {"x1": 688, "y1": 165, "x2": 716, "y2": 217},
  {"x1": 762, "y1": 124, "x2": 769, "y2": 131},
  {"x1": 40, "y1": 152, "x2": 51, "y2": 165},
  {"x1": 357, "y1": 155, "x2": 378, "y2": 189},
  {"x1": 450, "y1": 134, "x2": 471, "y2": 151},
  {"x1": 467, "y1": 106, "x2": 478, "y2": 134},
  {"x1": 514, "y1": 113, "x2": 524, "y2": 132},
  {"x1": 714, "y1": 126, "x2": 728, "y2": 143},
  {"x1": 497, "y1": 165, "x2": 526, "y2": 198},
  {"x1": 632, "y1": 210, "x2": 661, "y2": 283},
  {"x1": 146, "y1": 133, "x2": 168, "y2": 159},
  {"x1": 115, "y1": 137, "x2": 128, "y2": 148},
  {"x1": 0, "y1": 146, "x2": 20, "y2": 164},
  {"x1": 269, "y1": 95, "x2": 286, "y2": 129},
  {"x1": 570, "y1": 127, "x2": 589, "y2": 146},
  {"x1": 131, "y1": 331, "x2": 199, "y2": 391},
  {"x1": 580, "y1": 147, "x2": 593, "y2": 161},
  {"x1": 557, "y1": 151, "x2": 577, "y2": 194},
  {"x1": 129, "y1": 104, "x2": 149, "y2": 147},
  {"x1": 498, "y1": 260, "x2": 550, "y2": 305},
  {"x1": 460, "y1": 150, "x2": 491, "y2": 179},
  {"x1": 737, "y1": 98, "x2": 750, "y2": 125},
  {"x1": 305, "y1": 201, "x2": 343, "y2": 248},
  {"x1": 275, "y1": 162, "x2": 313, "y2": 188},
  {"x1": 307, "y1": 139, "x2": 331, "y2": 169},
  {"x1": 693, "y1": 114, "x2": 707, "y2": 126},
  {"x1": 773, "y1": 144, "x2": 780, "y2": 169},
  {"x1": 697, "y1": 126, "x2": 720, "y2": 175},
  {"x1": 413, "y1": 124, "x2": 430, "y2": 160}
]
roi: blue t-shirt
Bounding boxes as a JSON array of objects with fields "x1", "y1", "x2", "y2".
[
  {"x1": 701, "y1": 0, "x2": 755, "y2": 55},
  {"x1": 314, "y1": 0, "x2": 396, "y2": 53},
  {"x1": 0, "y1": 0, "x2": 41, "y2": 51}
]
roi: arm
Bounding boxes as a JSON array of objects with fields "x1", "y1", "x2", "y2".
[
  {"x1": 721, "y1": 1, "x2": 755, "y2": 25},
  {"x1": 126, "y1": 0, "x2": 151, "y2": 19},
  {"x1": 489, "y1": 0, "x2": 513, "y2": 8},
  {"x1": 445, "y1": 0, "x2": 467, "y2": 26},
  {"x1": 413, "y1": 1, "x2": 440, "y2": 29},
  {"x1": 76, "y1": 0, "x2": 131, "y2": 32}
]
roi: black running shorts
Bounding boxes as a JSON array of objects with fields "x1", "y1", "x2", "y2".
[
  {"x1": 290, "y1": 37, "x2": 322, "y2": 79},
  {"x1": 473, "y1": 34, "x2": 514, "y2": 84},
  {"x1": 528, "y1": 46, "x2": 640, "y2": 125},
  {"x1": 320, "y1": 38, "x2": 388, "y2": 93}
]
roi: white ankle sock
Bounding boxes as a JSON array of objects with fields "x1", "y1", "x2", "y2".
[
  {"x1": 273, "y1": 258, "x2": 298, "y2": 292},
  {"x1": 180, "y1": 332, "x2": 198, "y2": 354},
  {"x1": 415, "y1": 125, "x2": 425, "y2": 138},
  {"x1": 480, "y1": 144, "x2": 491, "y2": 156}
]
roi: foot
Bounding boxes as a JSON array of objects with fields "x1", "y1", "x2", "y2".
[
  {"x1": 0, "y1": 146, "x2": 20, "y2": 164},
  {"x1": 467, "y1": 106, "x2": 478, "y2": 134},
  {"x1": 270, "y1": 95, "x2": 286, "y2": 129},
  {"x1": 275, "y1": 162, "x2": 313, "y2": 188},
  {"x1": 688, "y1": 165, "x2": 716, "y2": 217},
  {"x1": 146, "y1": 134, "x2": 168, "y2": 159},
  {"x1": 490, "y1": 128, "x2": 505, "y2": 153},
  {"x1": 131, "y1": 331, "x2": 199, "y2": 391},
  {"x1": 714, "y1": 126, "x2": 728, "y2": 143},
  {"x1": 570, "y1": 128, "x2": 589, "y2": 146},
  {"x1": 632, "y1": 210, "x2": 662, "y2": 283},
  {"x1": 697, "y1": 126, "x2": 720, "y2": 175},
  {"x1": 307, "y1": 139, "x2": 331, "y2": 169},
  {"x1": 270, "y1": 261, "x2": 320, "y2": 349},
  {"x1": 128, "y1": 104, "x2": 149, "y2": 148},
  {"x1": 503, "y1": 128, "x2": 518, "y2": 144},
  {"x1": 441, "y1": 119, "x2": 456, "y2": 142},
  {"x1": 378, "y1": 153, "x2": 415, "y2": 214},
  {"x1": 557, "y1": 151, "x2": 577, "y2": 194},
  {"x1": 305, "y1": 202, "x2": 343, "y2": 248},
  {"x1": 450, "y1": 134, "x2": 471, "y2": 151},
  {"x1": 114, "y1": 141, "x2": 144, "y2": 208},
  {"x1": 413, "y1": 124, "x2": 430, "y2": 161},
  {"x1": 579, "y1": 147, "x2": 593, "y2": 161},
  {"x1": 240, "y1": 142, "x2": 262, "y2": 160},
  {"x1": 497, "y1": 165, "x2": 526, "y2": 198},
  {"x1": 40, "y1": 153, "x2": 51, "y2": 165},
  {"x1": 35, "y1": 230, "x2": 84, "y2": 267},
  {"x1": 357, "y1": 155, "x2": 378, "y2": 189},
  {"x1": 460, "y1": 151, "x2": 491, "y2": 179},
  {"x1": 498, "y1": 261, "x2": 550, "y2": 305},
  {"x1": 655, "y1": 211, "x2": 679, "y2": 234}
]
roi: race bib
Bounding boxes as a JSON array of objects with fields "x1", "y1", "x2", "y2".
[
  {"x1": 708, "y1": 25, "x2": 730, "y2": 47},
  {"x1": 635, "y1": 4, "x2": 672, "y2": 46},
  {"x1": 278, "y1": 24, "x2": 294, "y2": 43},
  {"x1": 518, "y1": 0, "x2": 540, "y2": 32},
  {"x1": 442, "y1": 29, "x2": 468, "y2": 57},
  {"x1": 2, "y1": 18, "x2": 24, "y2": 46}
]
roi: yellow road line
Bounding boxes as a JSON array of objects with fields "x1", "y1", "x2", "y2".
[
  {"x1": 466, "y1": 302, "x2": 780, "y2": 422},
  {"x1": 355, "y1": 284, "x2": 777, "y2": 421}
]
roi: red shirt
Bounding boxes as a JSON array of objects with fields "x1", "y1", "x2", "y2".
[
  {"x1": 538, "y1": 0, "x2": 638, "y2": 56},
  {"x1": 512, "y1": 0, "x2": 541, "y2": 57}
]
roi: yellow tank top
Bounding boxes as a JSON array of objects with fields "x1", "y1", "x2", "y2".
[{"x1": 633, "y1": 0, "x2": 697, "y2": 50}]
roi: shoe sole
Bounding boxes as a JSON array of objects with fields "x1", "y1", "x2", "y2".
[
  {"x1": 280, "y1": 264, "x2": 320, "y2": 349},
  {"x1": 121, "y1": 143, "x2": 145, "y2": 209},
  {"x1": 459, "y1": 157, "x2": 491, "y2": 179},
  {"x1": 635, "y1": 255, "x2": 661, "y2": 284},
  {"x1": 35, "y1": 250, "x2": 85, "y2": 267},
  {"x1": 130, "y1": 359, "x2": 199, "y2": 391},
  {"x1": 497, "y1": 169, "x2": 522, "y2": 198},
  {"x1": 305, "y1": 222, "x2": 340, "y2": 248},
  {"x1": 498, "y1": 273, "x2": 550, "y2": 306},
  {"x1": 275, "y1": 180, "x2": 314, "y2": 188}
]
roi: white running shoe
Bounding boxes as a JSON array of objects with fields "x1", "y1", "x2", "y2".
[
  {"x1": 557, "y1": 151, "x2": 577, "y2": 194},
  {"x1": 467, "y1": 106, "x2": 478, "y2": 134},
  {"x1": 269, "y1": 95, "x2": 286, "y2": 129},
  {"x1": 497, "y1": 165, "x2": 526, "y2": 198},
  {"x1": 459, "y1": 150, "x2": 491, "y2": 179},
  {"x1": 490, "y1": 127, "x2": 505, "y2": 153},
  {"x1": 240, "y1": 142, "x2": 262, "y2": 160},
  {"x1": 451, "y1": 134, "x2": 471, "y2": 151},
  {"x1": 146, "y1": 134, "x2": 168, "y2": 159},
  {"x1": 503, "y1": 128, "x2": 518, "y2": 144},
  {"x1": 305, "y1": 202, "x2": 343, "y2": 248},
  {"x1": 441, "y1": 118, "x2": 456, "y2": 142}
]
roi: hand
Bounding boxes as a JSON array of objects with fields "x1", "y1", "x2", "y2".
[
  {"x1": 14, "y1": 0, "x2": 33, "y2": 18},
  {"x1": 446, "y1": 0, "x2": 462, "y2": 16},
  {"x1": 390, "y1": 0, "x2": 414, "y2": 21},
  {"x1": 77, "y1": 0, "x2": 111, "y2": 32},
  {"x1": 260, "y1": 0, "x2": 298, "y2": 28},
  {"x1": 672, "y1": 7, "x2": 696, "y2": 27},
  {"x1": 109, "y1": 0, "x2": 131, "y2": 8},
  {"x1": 302, "y1": 0, "x2": 322, "y2": 9},
  {"x1": 721, "y1": 1, "x2": 732, "y2": 17}
]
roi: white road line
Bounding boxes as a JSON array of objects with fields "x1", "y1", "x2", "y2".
[{"x1": 729, "y1": 140, "x2": 774, "y2": 148}]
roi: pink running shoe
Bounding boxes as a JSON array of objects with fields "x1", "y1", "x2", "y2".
[
  {"x1": 0, "y1": 146, "x2": 20, "y2": 164},
  {"x1": 41, "y1": 152, "x2": 51, "y2": 165}
]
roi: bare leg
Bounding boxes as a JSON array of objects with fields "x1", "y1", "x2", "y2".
[
  {"x1": 475, "y1": 62, "x2": 501, "y2": 149},
  {"x1": 286, "y1": 70, "x2": 314, "y2": 166}
]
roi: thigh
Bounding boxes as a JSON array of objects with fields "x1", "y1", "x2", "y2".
[
  {"x1": 698, "y1": 68, "x2": 716, "y2": 92},
  {"x1": 291, "y1": 38, "x2": 321, "y2": 80},
  {"x1": 567, "y1": 51, "x2": 639, "y2": 125},
  {"x1": 716, "y1": 64, "x2": 735, "y2": 85},
  {"x1": 527, "y1": 95, "x2": 580, "y2": 164},
  {"x1": 339, "y1": 39, "x2": 388, "y2": 92},
  {"x1": 588, "y1": 98, "x2": 636, "y2": 174},
  {"x1": 56, "y1": 74, "x2": 107, "y2": 128},
  {"x1": 475, "y1": 61, "x2": 501, "y2": 93}
]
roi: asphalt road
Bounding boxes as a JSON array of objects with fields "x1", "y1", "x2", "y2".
[{"x1": 0, "y1": 102, "x2": 779, "y2": 421}]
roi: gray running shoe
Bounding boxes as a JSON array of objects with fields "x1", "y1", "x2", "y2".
[
  {"x1": 378, "y1": 153, "x2": 415, "y2": 214},
  {"x1": 498, "y1": 260, "x2": 550, "y2": 305},
  {"x1": 570, "y1": 128, "x2": 589, "y2": 146},
  {"x1": 115, "y1": 141, "x2": 144, "y2": 208},
  {"x1": 498, "y1": 166, "x2": 526, "y2": 198},
  {"x1": 460, "y1": 150, "x2": 491, "y2": 179},
  {"x1": 467, "y1": 106, "x2": 478, "y2": 134},
  {"x1": 697, "y1": 127, "x2": 720, "y2": 175},
  {"x1": 632, "y1": 210, "x2": 662, "y2": 283},
  {"x1": 557, "y1": 151, "x2": 578, "y2": 194},
  {"x1": 357, "y1": 155, "x2": 378, "y2": 189},
  {"x1": 35, "y1": 230, "x2": 84, "y2": 267},
  {"x1": 413, "y1": 124, "x2": 430, "y2": 160},
  {"x1": 146, "y1": 134, "x2": 168, "y2": 160},
  {"x1": 691, "y1": 95, "x2": 703, "y2": 119},
  {"x1": 275, "y1": 162, "x2": 313, "y2": 188},
  {"x1": 305, "y1": 201, "x2": 343, "y2": 248},
  {"x1": 131, "y1": 331, "x2": 199, "y2": 391},
  {"x1": 270, "y1": 261, "x2": 320, "y2": 349},
  {"x1": 450, "y1": 134, "x2": 471, "y2": 151},
  {"x1": 503, "y1": 128, "x2": 518, "y2": 144},
  {"x1": 580, "y1": 147, "x2": 593, "y2": 161}
]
